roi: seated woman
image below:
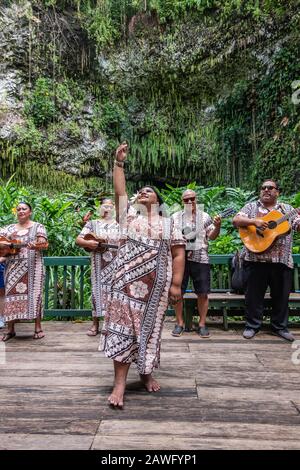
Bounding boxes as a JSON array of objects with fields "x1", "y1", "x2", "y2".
[
  {"x1": 76, "y1": 199, "x2": 119, "y2": 336},
  {"x1": 100, "y1": 142, "x2": 186, "y2": 408},
  {"x1": 0, "y1": 202, "x2": 48, "y2": 341}
]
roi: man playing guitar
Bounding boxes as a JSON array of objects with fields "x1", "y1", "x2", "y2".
[
  {"x1": 233, "y1": 179, "x2": 300, "y2": 342},
  {"x1": 171, "y1": 189, "x2": 222, "y2": 338}
]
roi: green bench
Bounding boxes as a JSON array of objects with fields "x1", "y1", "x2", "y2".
[{"x1": 183, "y1": 254, "x2": 300, "y2": 331}]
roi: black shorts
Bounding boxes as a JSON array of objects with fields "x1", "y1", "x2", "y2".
[{"x1": 181, "y1": 260, "x2": 210, "y2": 295}]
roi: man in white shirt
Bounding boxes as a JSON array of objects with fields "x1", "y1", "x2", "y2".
[{"x1": 171, "y1": 190, "x2": 221, "y2": 338}]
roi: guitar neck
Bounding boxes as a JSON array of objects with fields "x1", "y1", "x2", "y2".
[
  {"x1": 10, "y1": 242, "x2": 47, "y2": 250},
  {"x1": 277, "y1": 208, "x2": 298, "y2": 225},
  {"x1": 102, "y1": 243, "x2": 118, "y2": 250},
  {"x1": 183, "y1": 208, "x2": 234, "y2": 241},
  {"x1": 203, "y1": 211, "x2": 227, "y2": 229}
]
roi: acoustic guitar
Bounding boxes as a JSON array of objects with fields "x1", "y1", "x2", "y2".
[
  {"x1": 182, "y1": 207, "x2": 236, "y2": 242},
  {"x1": 0, "y1": 236, "x2": 48, "y2": 256},
  {"x1": 83, "y1": 233, "x2": 119, "y2": 253},
  {"x1": 239, "y1": 208, "x2": 300, "y2": 253}
]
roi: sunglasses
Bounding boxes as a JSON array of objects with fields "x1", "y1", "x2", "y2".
[
  {"x1": 261, "y1": 185, "x2": 278, "y2": 191},
  {"x1": 183, "y1": 197, "x2": 196, "y2": 203}
]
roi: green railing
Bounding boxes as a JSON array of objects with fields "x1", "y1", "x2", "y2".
[
  {"x1": 43, "y1": 254, "x2": 300, "y2": 317},
  {"x1": 44, "y1": 256, "x2": 91, "y2": 317}
]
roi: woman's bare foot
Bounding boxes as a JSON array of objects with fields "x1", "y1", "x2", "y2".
[
  {"x1": 140, "y1": 373, "x2": 161, "y2": 392},
  {"x1": 108, "y1": 382, "x2": 126, "y2": 409}
]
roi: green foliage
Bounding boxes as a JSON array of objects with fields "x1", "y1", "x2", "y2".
[
  {"x1": 209, "y1": 234, "x2": 240, "y2": 255},
  {"x1": 82, "y1": 0, "x2": 119, "y2": 49},
  {"x1": 75, "y1": 1, "x2": 299, "y2": 190},
  {"x1": 24, "y1": 77, "x2": 86, "y2": 128},
  {"x1": 0, "y1": 175, "x2": 32, "y2": 227},
  {"x1": 97, "y1": 100, "x2": 129, "y2": 134},
  {"x1": 160, "y1": 183, "x2": 256, "y2": 213},
  {"x1": 0, "y1": 176, "x2": 112, "y2": 256},
  {"x1": 46, "y1": 264, "x2": 92, "y2": 310},
  {"x1": 213, "y1": 40, "x2": 300, "y2": 192},
  {"x1": 15, "y1": 119, "x2": 44, "y2": 153},
  {"x1": 30, "y1": 0, "x2": 291, "y2": 51},
  {"x1": 1, "y1": 178, "x2": 300, "y2": 255},
  {"x1": 3, "y1": 0, "x2": 300, "y2": 193},
  {"x1": 10, "y1": 77, "x2": 100, "y2": 176},
  {"x1": 24, "y1": 78, "x2": 56, "y2": 126},
  {"x1": 13, "y1": 161, "x2": 107, "y2": 193},
  {"x1": 160, "y1": 182, "x2": 300, "y2": 254},
  {"x1": 160, "y1": 182, "x2": 251, "y2": 254},
  {"x1": 63, "y1": 120, "x2": 82, "y2": 139}
]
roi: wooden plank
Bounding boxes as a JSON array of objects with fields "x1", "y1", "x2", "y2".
[
  {"x1": 92, "y1": 435, "x2": 300, "y2": 450},
  {"x1": 1, "y1": 321, "x2": 300, "y2": 450},
  {"x1": 188, "y1": 340, "x2": 297, "y2": 350},
  {"x1": 0, "y1": 362, "x2": 110, "y2": 371},
  {"x1": 0, "y1": 418, "x2": 99, "y2": 435},
  {"x1": 100, "y1": 395, "x2": 300, "y2": 425},
  {"x1": 291, "y1": 401, "x2": 300, "y2": 414},
  {"x1": 0, "y1": 405, "x2": 106, "y2": 421},
  {"x1": 3, "y1": 402, "x2": 297, "y2": 426},
  {"x1": 96, "y1": 419, "x2": 300, "y2": 439},
  {"x1": 197, "y1": 385, "x2": 300, "y2": 403},
  {"x1": 0, "y1": 376, "x2": 196, "y2": 390},
  {"x1": 195, "y1": 370, "x2": 300, "y2": 390},
  {"x1": 0, "y1": 433, "x2": 93, "y2": 450},
  {"x1": 254, "y1": 353, "x2": 300, "y2": 371},
  {"x1": 92, "y1": 420, "x2": 300, "y2": 450}
]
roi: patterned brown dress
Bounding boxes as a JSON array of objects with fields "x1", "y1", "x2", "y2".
[
  {"x1": 78, "y1": 219, "x2": 119, "y2": 318},
  {"x1": 0, "y1": 223, "x2": 47, "y2": 322},
  {"x1": 99, "y1": 211, "x2": 185, "y2": 374}
]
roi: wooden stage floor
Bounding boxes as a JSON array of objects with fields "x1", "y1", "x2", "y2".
[{"x1": 0, "y1": 320, "x2": 300, "y2": 450}]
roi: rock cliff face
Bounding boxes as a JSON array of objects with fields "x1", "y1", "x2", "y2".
[
  {"x1": 0, "y1": 4, "x2": 26, "y2": 139},
  {"x1": 0, "y1": 1, "x2": 299, "y2": 192},
  {"x1": 0, "y1": 2, "x2": 107, "y2": 178}
]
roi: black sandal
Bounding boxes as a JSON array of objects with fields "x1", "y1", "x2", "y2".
[
  {"x1": 2, "y1": 332, "x2": 16, "y2": 342},
  {"x1": 33, "y1": 330, "x2": 45, "y2": 340}
]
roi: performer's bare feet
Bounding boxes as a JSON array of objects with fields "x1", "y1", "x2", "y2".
[
  {"x1": 140, "y1": 373, "x2": 161, "y2": 392},
  {"x1": 108, "y1": 382, "x2": 126, "y2": 408}
]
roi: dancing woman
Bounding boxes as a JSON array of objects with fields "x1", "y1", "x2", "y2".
[{"x1": 100, "y1": 143, "x2": 186, "y2": 408}]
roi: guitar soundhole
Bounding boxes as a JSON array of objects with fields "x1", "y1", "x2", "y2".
[{"x1": 267, "y1": 220, "x2": 277, "y2": 229}]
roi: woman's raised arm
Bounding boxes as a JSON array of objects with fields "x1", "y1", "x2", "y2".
[{"x1": 114, "y1": 142, "x2": 128, "y2": 222}]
